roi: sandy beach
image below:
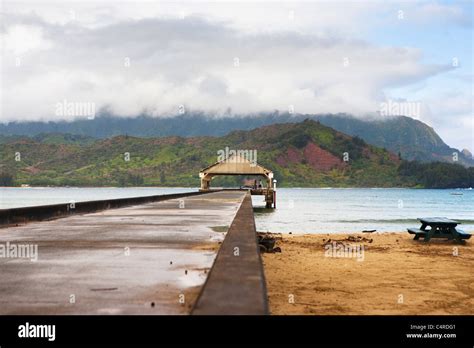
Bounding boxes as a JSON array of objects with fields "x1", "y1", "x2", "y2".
[{"x1": 262, "y1": 232, "x2": 474, "y2": 315}]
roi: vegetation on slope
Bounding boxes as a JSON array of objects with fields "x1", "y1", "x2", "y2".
[
  {"x1": 1, "y1": 113, "x2": 472, "y2": 166},
  {"x1": 0, "y1": 120, "x2": 472, "y2": 188}
]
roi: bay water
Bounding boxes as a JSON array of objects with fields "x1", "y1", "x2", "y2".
[{"x1": 2, "y1": 187, "x2": 473, "y2": 233}]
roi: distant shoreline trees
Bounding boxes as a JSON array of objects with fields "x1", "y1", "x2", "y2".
[
  {"x1": 0, "y1": 170, "x2": 15, "y2": 186},
  {"x1": 398, "y1": 161, "x2": 474, "y2": 188}
]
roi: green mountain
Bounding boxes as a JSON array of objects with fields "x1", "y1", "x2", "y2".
[
  {"x1": 316, "y1": 115, "x2": 470, "y2": 166},
  {"x1": 1, "y1": 120, "x2": 472, "y2": 188},
  {"x1": 1, "y1": 113, "x2": 472, "y2": 166},
  {"x1": 0, "y1": 133, "x2": 96, "y2": 145}
]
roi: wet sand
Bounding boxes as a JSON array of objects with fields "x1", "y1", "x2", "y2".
[{"x1": 262, "y1": 232, "x2": 474, "y2": 315}]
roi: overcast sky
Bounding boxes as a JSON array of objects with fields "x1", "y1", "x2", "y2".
[{"x1": 0, "y1": 0, "x2": 472, "y2": 150}]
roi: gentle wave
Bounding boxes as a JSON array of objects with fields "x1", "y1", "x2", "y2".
[
  {"x1": 334, "y1": 218, "x2": 419, "y2": 223},
  {"x1": 334, "y1": 218, "x2": 474, "y2": 224}
]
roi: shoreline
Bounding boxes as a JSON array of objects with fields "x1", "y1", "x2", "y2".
[
  {"x1": 262, "y1": 232, "x2": 473, "y2": 315},
  {"x1": 2, "y1": 186, "x2": 473, "y2": 189}
]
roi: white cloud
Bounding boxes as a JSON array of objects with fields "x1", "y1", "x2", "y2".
[
  {"x1": 423, "y1": 90, "x2": 474, "y2": 150},
  {"x1": 0, "y1": 0, "x2": 471, "y2": 150},
  {"x1": 1, "y1": 10, "x2": 451, "y2": 120}
]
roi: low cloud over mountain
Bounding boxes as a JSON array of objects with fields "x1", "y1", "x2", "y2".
[{"x1": 1, "y1": 1, "x2": 472, "y2": 149}]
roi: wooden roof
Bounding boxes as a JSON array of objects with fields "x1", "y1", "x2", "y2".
[{"x1": 199, "y1": 154, "x2": 273, "y2": 177}]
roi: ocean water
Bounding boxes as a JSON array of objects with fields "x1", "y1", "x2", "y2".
[
  {"x1": 252, "y1": 188, "x2": 474, "y2": 233},
  {"x1": 0, "y1": 187, "x2": 196, "y2": 209},
  {"x1": 1, "y1": 187, "x2": 473, "y2": 233}
]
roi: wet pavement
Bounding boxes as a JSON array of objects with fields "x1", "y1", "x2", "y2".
[{"x1": 0, "y1": 191, "x2": 246, "y2": 314}]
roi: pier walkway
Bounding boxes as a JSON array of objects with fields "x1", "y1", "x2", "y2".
[{"x1": 0, "y1": 190, "x2": 267, "y2": 315}]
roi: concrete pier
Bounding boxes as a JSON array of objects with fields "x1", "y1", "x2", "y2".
[
  {"x1": 192, "y1": 193, "x2": 268, "y2": 315},
  {"x1": 0, "y1": 191, "x2": 253, "y2": 314}
]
